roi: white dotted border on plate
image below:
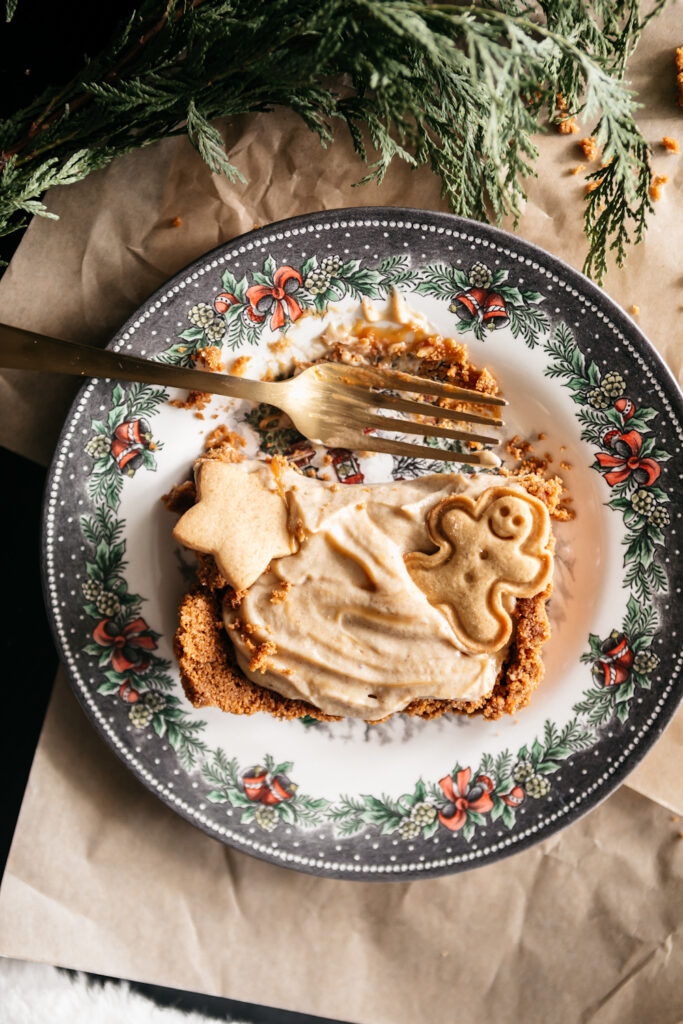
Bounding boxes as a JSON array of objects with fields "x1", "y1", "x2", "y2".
[{"x1": 44, "y1": 216, "x2": 683, "y2": 876}]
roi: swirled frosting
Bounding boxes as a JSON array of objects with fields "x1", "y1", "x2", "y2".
[{"x1": 174, "y1": 460, "x2": 553, "y2": 720}]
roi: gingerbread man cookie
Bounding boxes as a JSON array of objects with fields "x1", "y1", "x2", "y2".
[{"x1": 404, "y1": 486, "x2": 553, "y2": 654}]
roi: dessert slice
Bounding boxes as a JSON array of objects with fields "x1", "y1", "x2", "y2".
[
  {"x1": 168, "y1": 296, "x2": 567, "y2": 723},
  {"x1": 171, "y1": 456, "x2": 562, "y2": 722}
]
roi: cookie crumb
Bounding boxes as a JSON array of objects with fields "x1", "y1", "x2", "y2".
[
  {"x1": 171, "y1": 216, "x2": 182, "y2": 228},
  {"x1": 571, "y1": 164, "x2": 586, "y2": 175},
  {"x1": 506, "y1": 435, "x2": 550, "y2": 474},
  {"x1": 170, "y1": 390, "x2": 212, "y2": 411},
  {"x1": 231, "y1": 354, "x2": 251, "y2": 376},
  {"x1": 198, "y1": 424, "x2": 247, "y2": 464},
  {"x1": 194, "y1": 346, "x2": 223, "y2": 372},
  {"x1": 560, "y1": 461, "x2": 573, "y2": 471},
  {"x1": 649, "y1": 174, "x2": 668, "y2": 201},
  {"x1": 249, "y1": 640, "x2": 277, "y2": 673},
  {"x1": 205, "y1": 424, "x2": 246, "y2": 450},
  {"x1": 662, "y1": 136, "x2": 679, "y2": 153},
  {"x1": 676, "y1": 47, "x2": 683, "y2": 106},
  {"x1": 580, "y1": 136, "x2": 599, "y2": 161},
  {"x1": 555, "y1": 94, "x2": 579, "y2": 134},
  {"x1": 631, "y1": 305, "x2": 640, "y2": 316},
  {"x1": 270, "y1": 581, "x2": 292, "y2": 604},
  {"x1": 269, "y1": 335, "x2": 291, "y2": 354}
]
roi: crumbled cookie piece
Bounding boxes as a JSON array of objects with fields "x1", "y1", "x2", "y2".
[
  {"x1": 270, "y1": 580, "x2": 292, "y2": 604},
  {"x1": 650, "y1": 174, "x2": 668, "y2": 201},
  {"x1": 194, "y1": 346, "x2": 224, "y2": 372},
  {"x1": 662, "y1": 136, "x2": 679, "y2": 153},
  {"x1": 170, "y1": 390, "x2": 211, "y2": 411},
  {"x1": 231, "y1": 354, "x2": 251, "y2": 376},
  {"x1": 580, "y1": 137, "x2": 599, "y2": 161},
  {"x1": 205, "y1": 424, "x2": 246, "y2": 451},
  {"x1": 555, "y1": 94, "x2": 579, "y2": 134}
]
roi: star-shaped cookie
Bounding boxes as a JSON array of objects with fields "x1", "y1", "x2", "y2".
[
  {"x1": 404, "y1": 486, "x2": 553, "y2": 653},
  {"x1": 173, "y1": 460, "x2": 297, "y2": 592}
]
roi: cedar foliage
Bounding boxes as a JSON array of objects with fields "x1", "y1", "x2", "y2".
[{"x1": 0, "y1": 0, "x2": 670, "y2": 279}]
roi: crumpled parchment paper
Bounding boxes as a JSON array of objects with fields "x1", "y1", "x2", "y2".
[{"x1": 0, "y1": 6, "x2": 681, "y2": 1020}]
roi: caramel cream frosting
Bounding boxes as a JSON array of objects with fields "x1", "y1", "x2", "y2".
[{"x1": 174, "y1": 460, "x2": 554, "y2": 721}]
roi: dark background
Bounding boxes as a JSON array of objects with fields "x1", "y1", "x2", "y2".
[{"x1": 1, "y1": 5, "x2": 346, "y2": 1020}]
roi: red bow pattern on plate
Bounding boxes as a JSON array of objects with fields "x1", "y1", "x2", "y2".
[
  {"x1": 93, "y1": 617, "x2": 157, "y2": 673},
  {"x1": 246, "y1": 265, "x2": 304, "y2": 330},
  {"x1": 437, "y1": 767, "x2": 494, "y2": 831},
  {"x1": 595, "y1": 429, "x2": 660, "y2": 487}
]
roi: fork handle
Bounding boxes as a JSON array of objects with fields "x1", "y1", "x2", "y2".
[{"x1": 0, "y1": 322, "x2": 278, "y2": 403}]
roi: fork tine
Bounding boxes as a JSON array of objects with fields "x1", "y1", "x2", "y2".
[
  {"x1": 370, "y1": 390, "x2": 504, "y2": 426},
  {"x1": 363, "y1": 413, "x2": 499, "y2": 446},
  {"x1": 349, "y1": 434, "x2": 486, "y2": 465},
  {"x1": 334, "y1": 364, "x2": 507, "y2": 407}
]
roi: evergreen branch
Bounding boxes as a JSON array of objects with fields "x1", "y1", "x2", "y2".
[{"x1": 0, "y1": 1, "x2": 669, "y2": 280}]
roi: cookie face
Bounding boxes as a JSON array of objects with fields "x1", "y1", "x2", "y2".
[{"x1": 404, "y1": 487, "x2": 553, "y2": 653}]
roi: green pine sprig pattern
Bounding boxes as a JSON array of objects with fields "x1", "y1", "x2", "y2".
[
  {"x1": 79, "y1": 499, "x2": 208, "y2": 769},
  {"x1": 543, "y1": 322, "x2": 668, "y2": 725},
  {"x1": 162, "y1": 254, "x2": 550, "y2": 363},
  {"x1": 85, "y1": 382, "x2": 167, "y2": 510},
  {"x1": 326, "y1": 719, "x2": 595, "y2": 842},
  {"x1": 79, "y1": 379, "x2": 208, "y2": 770},
  {"x1": 202, "y1": 749, "x2": 329, "y2": 830}
]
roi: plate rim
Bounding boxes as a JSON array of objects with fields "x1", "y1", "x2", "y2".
[{"x1": 41, "y1": 206, "x2": 683, "y2": 879}]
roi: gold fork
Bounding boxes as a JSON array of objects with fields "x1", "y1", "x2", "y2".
[{"x1": 0, "y1": 323, "x2": 505, "y2": 465}]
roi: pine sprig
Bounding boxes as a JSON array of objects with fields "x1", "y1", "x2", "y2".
[{"x1": 0, "y1": 1, "x2": 669, "y2": 278}]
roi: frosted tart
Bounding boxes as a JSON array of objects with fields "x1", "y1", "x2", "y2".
[
  {"x1": 167, "y1": 308, "x2": 566, "y2": 723},
  {"x1": 171, "y1": 457, "x2": 559, "y2": 721}
]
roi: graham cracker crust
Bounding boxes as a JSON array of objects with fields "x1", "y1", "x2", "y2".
[{"x1": 174, "y1": 579, "x2": 553, "y2": 723}]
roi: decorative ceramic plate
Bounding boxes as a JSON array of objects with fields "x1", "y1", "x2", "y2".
[{"x1": 43, "y1": 208, "x2": 683, "y2": 879}]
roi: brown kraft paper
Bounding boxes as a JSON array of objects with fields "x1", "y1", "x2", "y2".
[{"x1": 0, "y1": 7, "x2": 681, "y2": 1020}]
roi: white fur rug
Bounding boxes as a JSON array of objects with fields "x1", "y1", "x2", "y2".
[{"x1": 0, "y1": 957, "x2": 248, "y2": 1023}]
